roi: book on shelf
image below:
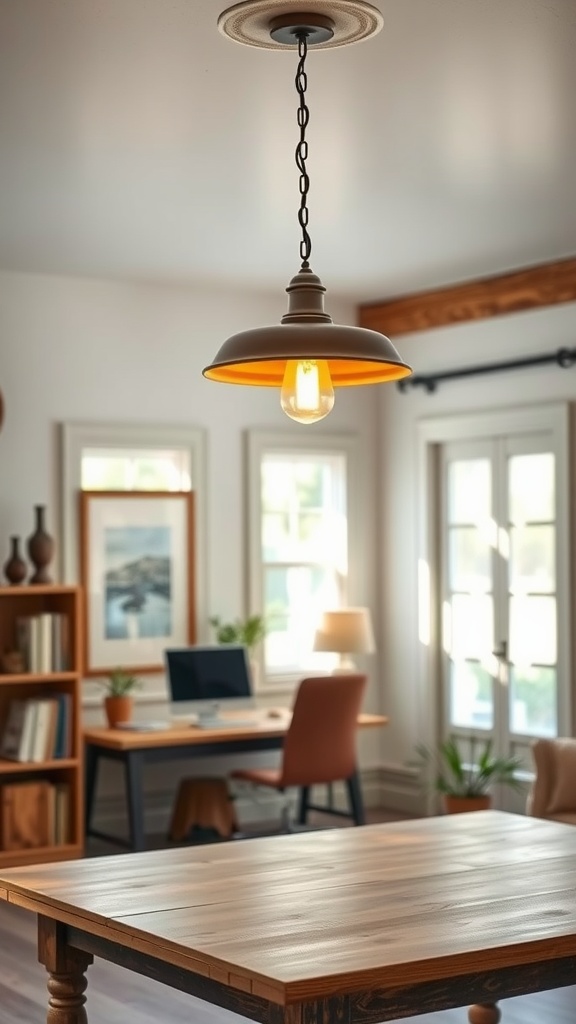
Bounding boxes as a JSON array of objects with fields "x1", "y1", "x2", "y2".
[
  {"x1": 0, "y1": 700, "x2": 30, "y2": 761},
  {"x1": 1, "y1": 696, "x2": 73, "y2": 763},
  {"x1": 0, "y1": 779, "x2": 71, "y2": 850},
  {"x1": 53, "y1": 693, "x2": 73, "y2": 759},
  {"x1": 30, "y1": 698, "x2": 59, "y2": 763},
  {"x1": 1, "y1": 779, "x2": 52, "y2": 850},
  {"x1": 0, "y1": 699, "x2": 39, "y2": 762},
  {"x1": 54, "y1": 782, "x2": 70, "y2": 844},
  {"x1": 14, "y1": 612, "x2": 71, "y2": 673}
]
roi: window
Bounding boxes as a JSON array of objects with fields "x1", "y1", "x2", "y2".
[
  {"x1": 248, "y1": 431, "x2": 364, "y2": 686},
  {"x1": 417, "y1": 402, "x2": 570, "y2": 788},
  {"x1": 60, "y1": 422, "x2": 206, "y2": 640},
  {"x1": 81, "y1": 447, "x2": 191, "y2": 492}
]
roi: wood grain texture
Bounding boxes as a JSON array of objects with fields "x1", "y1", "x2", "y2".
[
  {"x1": 83, "y1": 713, "x2": 387, "y2": 750},
  {"x1": 2, "y1": 812, "x2": 576, "y2": 1016},
  {"x1": 1, "y1": 880, "x2": 576, "y2": 1024},
  {"x1": 358, "y1": 256, "x2": 576, "y2": 337},
  {"x1": 38, "y1": 917, "x2": 93, "y2": 1024},
  {"x1": 0, "y1": 585, "x2": 84, "y2": 868}
]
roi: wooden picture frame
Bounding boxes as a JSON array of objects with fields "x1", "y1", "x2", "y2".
[{"x1": 79, "y1": 491, "x2": 195, "y2": 676}]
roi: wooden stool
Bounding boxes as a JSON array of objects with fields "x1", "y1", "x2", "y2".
[{"x1": 168, "y1": 777, "x2": 238, "y2": 841}]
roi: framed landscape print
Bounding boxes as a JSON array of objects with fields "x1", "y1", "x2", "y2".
[{"x1": 79, "y1": 491, "x2": 195, "y2": 675}]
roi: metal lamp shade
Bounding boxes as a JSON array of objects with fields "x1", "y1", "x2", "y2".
[{"x1": 203, "y1": 265, "x2": 412, "y2": 386}]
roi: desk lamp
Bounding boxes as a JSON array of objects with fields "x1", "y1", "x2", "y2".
[{"x1": 313, "y1": 607, "x2": 375, "y2": 673}]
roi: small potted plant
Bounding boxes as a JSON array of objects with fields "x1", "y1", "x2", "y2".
[
  {"x1": 102, "y1": 668, "x2": 140, "y2": 728},
  {"x1": 416, "y1": 735, "x2": 522, "y2": 813}
]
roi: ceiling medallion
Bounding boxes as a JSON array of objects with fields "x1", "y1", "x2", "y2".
[
  {"x1": 204, "y1": 2, "x2": 411, "y2": 424},
  {"x1": 217, "y1": 1, "x2": 384, "y2": 50}
]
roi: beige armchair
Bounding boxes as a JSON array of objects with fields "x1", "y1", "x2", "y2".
[{"x1": 527, "y1": 738, "x2": 576, "y2": 824}]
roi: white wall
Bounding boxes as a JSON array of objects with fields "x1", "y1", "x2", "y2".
[
  {"x1": 378, "y1": 299, "x2": 576, "y2": 808},
  {"x1": 0, "y1": 269, "x2": 383, "y2": 832}
]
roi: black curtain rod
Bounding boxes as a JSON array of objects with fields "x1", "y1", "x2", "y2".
[{"x1": 398, "y1": 346, "x2": 576, "y2": 394}]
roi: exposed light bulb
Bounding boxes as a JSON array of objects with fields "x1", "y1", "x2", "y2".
[{"x1": 280, "y1": 359, "x2": 335, "y2": 424}]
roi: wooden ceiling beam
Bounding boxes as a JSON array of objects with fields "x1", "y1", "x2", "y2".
[{"x1": 358, "y1": 256, "x2": 576, "y2": 337}]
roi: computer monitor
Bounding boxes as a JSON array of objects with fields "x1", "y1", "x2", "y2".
[{"x1": 165, "y1": 645, "x2": 253, "y2": 722}]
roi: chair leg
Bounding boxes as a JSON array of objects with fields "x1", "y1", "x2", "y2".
[
  {"x1": 297, "y1": 786, "x2": 310, "y2": 825},
  {"x1": 347, "y1": 771, "x2": 365, "y2": 826}
]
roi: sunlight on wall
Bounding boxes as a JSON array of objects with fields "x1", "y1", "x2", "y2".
[{"x1": 418, "y1": 558, "x2": 430, "y2": 647}]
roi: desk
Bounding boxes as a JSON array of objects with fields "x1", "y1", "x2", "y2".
[
  {"x1": 84, "y1": 710, "x2": 387, "y2": 852},
  {"x1": 2, "y1": 812, "x2": 576, "y2": 1024}
]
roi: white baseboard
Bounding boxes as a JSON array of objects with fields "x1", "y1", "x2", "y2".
[{"x1": 372, "y1": 762, "x2": 427, "y2": 816}]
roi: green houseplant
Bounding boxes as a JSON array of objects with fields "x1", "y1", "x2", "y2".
[
  {"x1": 209, "y1": 614, "x2": 267, "y2": 650},
  {"x1": 101, "y1": 668, "x2": 140, "y2": 728},
  {"x1": 417, "y1": 735, "x2": 522, "y2": 813},
  {"x1": 210, "y1": 614, "x2": 268, "y2": 688}
]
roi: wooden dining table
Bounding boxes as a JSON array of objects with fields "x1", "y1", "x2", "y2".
[{"x1": 1, "y1": 811, "x2": 576, "y2": 1024}]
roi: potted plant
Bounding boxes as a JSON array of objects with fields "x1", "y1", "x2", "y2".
[
  {"x1": 209, "y1": 614, "x2": 267, "y2": 649},
  {"x1": 417, "y1": 735, "x2": 522, "y2": 813},
  {"x1": 102, "y1": 668, "x2": 140, "y2": 728},
  {"x1": 209, "y1": 614, "x2": 268, "y2": 687}
]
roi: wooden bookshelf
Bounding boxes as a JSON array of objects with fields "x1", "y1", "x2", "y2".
[{"x1": 0, "y1": 585, "x2": 83, "y2": 866}]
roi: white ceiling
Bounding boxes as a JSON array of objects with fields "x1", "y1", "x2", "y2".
[{"x1": 0, "y1": 0, "x2": 574, "y2": 303}]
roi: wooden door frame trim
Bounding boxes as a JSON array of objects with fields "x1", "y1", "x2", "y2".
[{"x1": 358, "y1": 256, "x2": 576, "y2": 337}]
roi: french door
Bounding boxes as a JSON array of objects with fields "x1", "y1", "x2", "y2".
[{"x1": 424, "y1": 405, "x2": 570, "y2": 793}]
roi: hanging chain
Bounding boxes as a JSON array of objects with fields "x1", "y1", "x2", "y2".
[{"x1": 295, "y1": 32, "x2": 311, "y2": 267}]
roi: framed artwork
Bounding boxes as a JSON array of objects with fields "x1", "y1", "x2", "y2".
[{"x1": 79, "y1": 491, "x2": 195, "y2": 675}]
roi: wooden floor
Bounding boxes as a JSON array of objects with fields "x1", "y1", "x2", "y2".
[{"x1": 0, "y1": 814, "x2": 575, "y2": 1024}]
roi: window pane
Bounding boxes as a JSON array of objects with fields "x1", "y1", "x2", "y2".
[
  {"x1": 294, "y1": 463, "x2": 325, "y2": 508},
  {"x1": 82, "y1": 457, "x2": 128, "y2": 489},
  {"x1": 509, "y1": 595, "x2": 557, "y2": 666},
  {"x1": 259, "y1": 449, "x2": 349, "y2": 678},
  {"x1": 447, "y1": 594, "x2": 493, "y2": 660},
  {"x1": 448, "y1": 459, "x2": 491, "y2": 523},
  {"x1": 509, "y1": 525, "x2": 555, "y2": 594},
  {"x1": 262, "y1": 511, "x2": 343, "y2": 563},
  {"x1": 510, "y1": 665, "x2": 557, "y2": 737},
  {"x1": 263, "y1": 565, "x2": 338, "y2": 671},
  {"x1": 262, "y1": 512, "x2": 290, "y2": 561},
  {"x1": 262, "y1": 463, "x2": 294, "y2": 512},
  {"x1": 450, "y1": 661, "x2": 493, "y2": 730},
  {"x1": 509, "y1": 453, "x2": 554, "y2": 524},
  {"x1": 81, "y1": 448, "x2": 191, "y2": 491},
  {"x1": 448, "y1": 526, "x2": 491, "y2": 592}
]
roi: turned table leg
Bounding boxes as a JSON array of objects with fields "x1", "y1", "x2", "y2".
[
  {"x1": 38, "y1": 916, "x2": 94, "y2": 1024},
  {"x1": 468, "y1": 1003, "x2": 501, "y2": 1024}
]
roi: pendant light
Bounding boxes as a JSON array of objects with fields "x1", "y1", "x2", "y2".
[{"x1": 203, "y1": 1, "x2": 412, "y2": 423}]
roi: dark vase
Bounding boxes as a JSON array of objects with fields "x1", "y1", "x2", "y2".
[
  {"x1": 27, "y1": 505, "x2": 55, "y2": 584},
  {"x1": 3, "y1": 535, "x2": 27, "y2": 585}
]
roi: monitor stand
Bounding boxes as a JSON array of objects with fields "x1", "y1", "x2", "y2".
[{"x1": 197, "y1": 702, "x2": 221, "y2": 725}]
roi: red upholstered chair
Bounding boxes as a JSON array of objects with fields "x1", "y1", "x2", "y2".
[{"x1": 231, "y1": 673, "x2": 367, "y2": 831}]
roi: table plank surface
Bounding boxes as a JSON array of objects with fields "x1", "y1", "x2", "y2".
[
  {"x1": 83, "y1": 711, "x2": 387, "y2": 750},
  {"x1": 2, "y1": 812, "x2": 576, "y2": 1006}
]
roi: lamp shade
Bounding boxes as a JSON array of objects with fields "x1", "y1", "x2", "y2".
[
  {"x1": 203, "y1": 267, "x2": 411, "y2": 387},
  {"x1": 313, "y1": 607, "x2": 376, "y2": 655}
]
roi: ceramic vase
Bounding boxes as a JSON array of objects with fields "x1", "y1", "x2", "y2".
[
  {"x1": 27, "y1": 504, "x2": 55, "y2": 584},
  {"x1": 104, "y1": 696, "x2": 134, "y2": 729},
  {"x1": 3, "y1": 535, "x2": 27, "y2": 585}
]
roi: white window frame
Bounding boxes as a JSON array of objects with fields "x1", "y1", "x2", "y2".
[
  {"x1": 247, "y1": 430, "x2": 366, "y2": 692},
  {"x1": 60, "y1": 422, "x2": 207, "y2": 701},
  {"x1": 416, "y1": 401, "x2": 571, "y2": 760}
]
